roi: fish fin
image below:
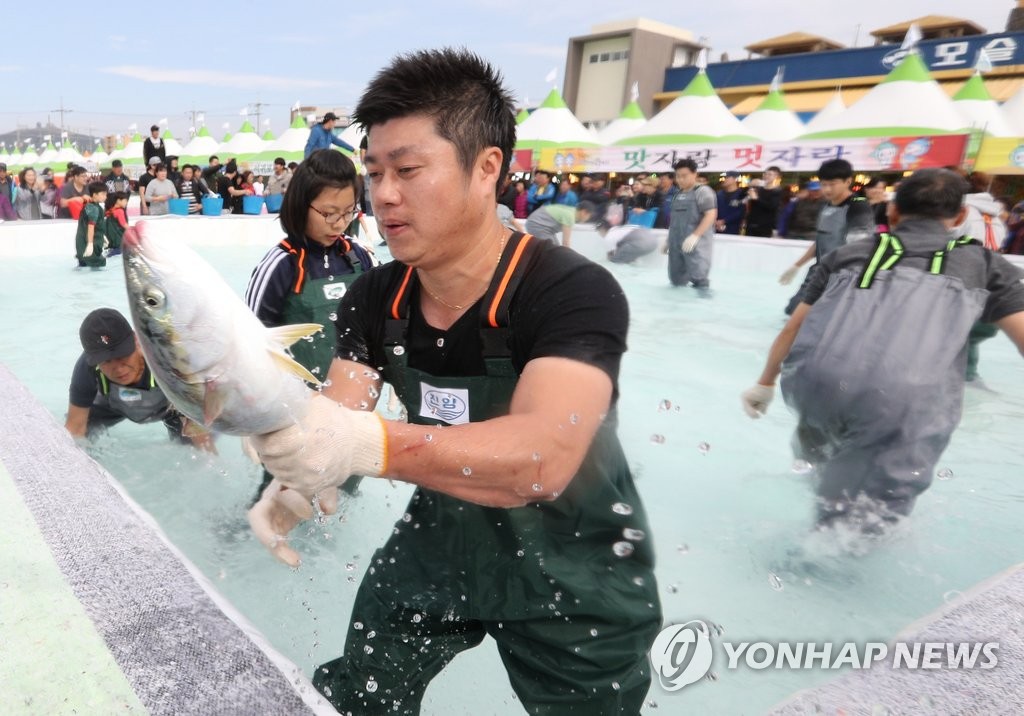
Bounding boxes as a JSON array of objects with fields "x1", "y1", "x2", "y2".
[
  {"x1": 203, "y1": 379, "x2": 227, "y2": 427},
  {"x1": 270, "y1": 349, "x2": 323, "y2": 387},
  {"x1": 268, "y1": 323, "x2": 323, "y2": 348}
]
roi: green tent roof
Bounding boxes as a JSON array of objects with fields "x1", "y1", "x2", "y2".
[
  {"x1": 221, "y1": 132, "x2": 232, "y2": 142},
  {"x1": 237, "y1": 120, "x2": 256, "y2": 134},
  {"x1": 755, "y1": 90, "x2": 789, "y2": 112},
  {"x1": 289, "y1": 115, "x2": 307, "y2": 129},
  {"x1": 539, "y1": 89, "x2": 568, "y2": 110},
  {"x1": 681, "y1": 71, "x2": 716, "y2": 98},
  {"x1": 261, "y1": 130, "x2": 275, "y2": 140},
  {"x1": 882, "y1": 51, "x2": 932, "y2": 85},
  {"x1": 618, "y1": 101, "x2": 646, "y2": 120},
  {"x1": 953, "y1": 73, "x2": 993, "y2": 102},
  {"x1": 197, "y1": 126, "x2": 212, "y2": 137},
  {"x1": 515, "y1": 108, "x2": 530, "y2": 124}
]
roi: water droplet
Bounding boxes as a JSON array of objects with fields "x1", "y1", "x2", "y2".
[
  {"x1": 531, "y1": 483, "x2": 543, "y2": 492},
  {"x1": 322, "y1": 379, "x2": 332, "y2": 387},
  {"x1": 365, "y1": 678, "x2": 378, "y2": 693},
  {"x1": 611, "y1": 681, "x2": 620, "y2": 691},
  {"x1": 697, "y1": 441, "x2": 710, "y2": 455},
  {"x1": 363, "y1": 645, "x2": 374, "y2": 654},
  {"x1": 937, "y1": 467, "x2": 954, "y2": 481},
  {"x1": 768, "y1": 572, "x2": 784, "y2": 591},
  {"x1": 623, "y1": 528, "x2": 646, "y2": 541},
  {"x1": 345, "y1": 562, "x2": 356, "y2": 571},
  {"x1": 569, "y1": 413, "x2": 579, "y2": 424},
  {"x1": 412, "y1": 613, "x2": 422, "y2": 623},
  {"x1": 402, "y1": 512, "x2": 412, "y2": 523},
  {"x1": 611, "y1": 502, "x2": 633, "y2": 516},
  {"x1": 393, "y1": 346, "x2": 405, "y2": 356},
  {"x1": 424, "y1": 433, "x2": 433, "y2": 442},
  {"x1": 436, "y1": 338, "x2": 445, "y2": 348},
  {"x1": 532, "y1": 451, "x2": 541, "y2": 462},
  {"x1": 612, "y1": 541, "x2": 634, "y2": 558},
  {"x1": 677, "y1": 543, "x2": 689, "y2": 554},
  {"x1": 650, "y1": 434, "x2": 666, "y2": 444},
  {"x1": 646, "y1": 699, "x2": 659, "y2": 709},
  {"x1": 367, "y1": 630, "x2": 376, "y2": 639},
  {"x1": 516, "y1": 549, "x2": 525, "y2": 557},
  {"x1": 792, "y1": 459, "x2": 814, "y2": 474},
  {"x1": 632, "y1": 576, "x2": 645, "y2": 587},
  {"x1": 311, "y1": 366, "x2": 321, "y2": 375},
  {"x1": 713, "y1": 623, "x2": 725, "y2": 637},
  {"x1": 328, "y1": 312, "x2": 338, "y2": 322},
  {"x1": 706, "y1": 671, "x2": 718, "y2": 682},
  {"x1": 590, "y1": 628, "x2": 599, "y2": 637},
  {"x1": 666, "y1": 584, "x2": 679, "y2": 594},
  {"x1": 658, "y1": 399, "x2": 672, "y2": 411},
  {"x1": 353, "y1": 622, "x2": 364, "y2": 630},
  {"x1": 462, "y1": 466, "x2": 473, "y2": 476}
]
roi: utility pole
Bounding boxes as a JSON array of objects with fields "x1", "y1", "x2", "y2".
[
  {"x1": 185, "y1": 106, "x2": 206, "y2": 131},
  {"x1": 250, "y1": 99, "x2": 266, "y2": 131},
  {"x1": 50, "y1": 97, "x2": 73, "y2": 134}
]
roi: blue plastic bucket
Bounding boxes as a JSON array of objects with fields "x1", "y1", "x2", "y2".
[
  {"x1": 264, "y1": 193, "x2": 284, "y2": 213},
  {"x1": 167, "y1": 198, "x2": 190, "y2": 216},
  {"x1": 201, "y1": 196, "x2": 224, "y2": 216},
  {"x1": 242, "y1": 195, "x2": 265, "y2": 215}
]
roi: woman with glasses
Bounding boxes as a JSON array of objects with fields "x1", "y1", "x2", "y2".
[{"x1": 244, "y1": 149, "x2": 378, "y2": 501}]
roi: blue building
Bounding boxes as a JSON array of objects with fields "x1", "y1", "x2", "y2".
[{"x1": 657, "y1": 13, "x2": 1024, "y2": 121}]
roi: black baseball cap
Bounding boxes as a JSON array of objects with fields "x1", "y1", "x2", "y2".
[
  {"x1": 322, "y1": 112, "x2": 339, "y2": 122},
  {"x1": 80, "y1": 308, "x2": 135, "y2": 365}
]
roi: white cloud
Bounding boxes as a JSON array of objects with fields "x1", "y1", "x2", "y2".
[
  {"x1": 0, "y1": 65, "x2": 20, "y2": 72},
  {"x1": 100, "y1": 65, "x2": 333, "y2": 90}
]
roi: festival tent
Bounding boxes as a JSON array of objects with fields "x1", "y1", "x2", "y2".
[
  {"x1": 119, "y1": 133, "x2": 146, "y2": 166},
  {"x1": 516, "y1": 108, "x2": 530, "y2": 125},
  {"x1": 951, "y1": 74, "x2": 1014, "y2": 137},
  {"x1": 19, "y1": 145, "x2": 39, "y2": 168},
  {"x1": 800, "y1": 89, "x2": 847, "y2": 136},
  {"x1": 89, "y1": 145, "x2": 111, "y2": 168},
  {"x1": 261, "y1": 130, "x2": 275, "y2": 142},
  {"x1": 740, "y1": 77, "x2": 805, "y2": 141},
  {"x1": 220, "y1": 120, "x2": 266, "y2": 158},
  {"x1": 615, "y1": 70, "x2": 756, "y2": 145},
  {"x1": 55, "y1": 140, "x2": 85, "y2": 167},
  {"x1": 800, "y1": 52, "x2": 968, "y2": 138},
  {"x1": 36, "y1": 141, "x2": 59, "y2": 167},
  {"x1": 107, "y1": 138, "x2": 127, "y2": 163},
  {"x1": 1001, "y1": 84, "x2": 1024, "y2": 136},
  {"x1": 0, "y1": 145, "x2": 12, "y2": 168},
  {"x1": 515, "y1": 89, "x2": 601, "y2": 149},
  {"x1": 162, "y1": 130, "x2": 186, "y2": 157},
  {"x1": 254, "y1": 115, "x2": 310, "y2": 163},
  {"x1": 597, "y1": 100, "x2": 647, "y2": 146},
  {"x1": 181, "y1": 127, "x2": 220, "y2": 165},
  {"x1": 337, "y1": 123, "x2": 363, "y2": 153}
]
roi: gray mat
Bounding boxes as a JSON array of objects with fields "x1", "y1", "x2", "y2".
[
  {"x1": 770, "y1": 563, "x2": 1024, "y2": 715},
  {"x1": 0, "y1": 363, "x2": 331, "y2": 715}
]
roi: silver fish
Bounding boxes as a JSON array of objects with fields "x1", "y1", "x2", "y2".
[{"x1": 122, "y1": 220, "x2": 320, "y2": 435}]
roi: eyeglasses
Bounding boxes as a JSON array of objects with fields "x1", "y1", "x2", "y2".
[{"x1": 309, "y1": 204, "x2": 357, "y2": 224}]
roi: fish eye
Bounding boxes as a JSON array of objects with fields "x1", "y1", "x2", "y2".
[{"x1": 144, "y1": 290, "x2": 164, "y2": 308}]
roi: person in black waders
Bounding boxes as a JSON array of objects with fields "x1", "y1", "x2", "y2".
[
  {"x1": 244, "y1": 149, "x2": 377, "y2": 504},
  {"x1": 65, "y1": 307, "x2": 214, "y2": 450},
  {"x1": 248, "y1": 48, "x2": 662, "y2": 715},
  {"x1": 741, "y1": 169, "x2": 1024, "y2": 530}
]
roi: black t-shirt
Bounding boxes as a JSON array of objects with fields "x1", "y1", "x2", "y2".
[
  {"x1": 803, "y1": 217, "x2": 1024, "y2": 323},
  {"x1": 335, "y1": 240, "x2": 628, "y2": 403},
  {"x1": 137, "y1": 172, "x2": 155, "y2": 204},
  {"x1": 746, "y1": 186, "x2": 782, "y2": 229}
]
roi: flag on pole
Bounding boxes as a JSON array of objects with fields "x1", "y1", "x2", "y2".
[
  {"x1": 630, "y1": 82, "x2": 639, "y2": 102},
  {"x1": 197, "y1": 113, "x2": 205, "y2": 125},
  {"x1": 696, "y1": 48, "x2": 708, "y2": 70},
  {"x1": 544, "y1": 67, "x2": 557, "y2": 84},
  {"x1": 61, "y1": 131, "x2": 68, "y2": 139},
  {"x1": 975, "y1": 48, "x2": 993, "y2": 73},
  {"x1": 292, "y1": 100, "x2": 301, "y2": 111},
  {"x1": 770, "y1": 67, "x2": 784, "y2": 93},
  {"x1": 158, "y1": 117, "x2": 168, "y2": 126},
  {"x1": 900, "y1": 23, "x2": 922, "y2": 51},
  {"x1": 128, "y1": 123, "x2": 137, "y2": 131},
  {"x1": 222, "y1": 122, "x2": 230, "y2": 130},
  {"x1": 240, "y1": 107, "x2": 248, "y2": 117}
]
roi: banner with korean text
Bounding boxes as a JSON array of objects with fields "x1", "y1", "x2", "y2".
[{"x1": 534, "y1": 135, "x2": 969, "y2": 174}]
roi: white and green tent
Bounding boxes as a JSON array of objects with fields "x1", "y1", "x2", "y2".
[
  {"x1": 515, "y1": 89, "x2": 600, "y2": 150},
  {"x1": 801, "y1": 89, "x2": 847, "y2": 137},
  {"x1": 119, "y1": 133, "x2": 146, "y2": 165},
  {"x1": 257, "y1": 115, "x2": 310, "y2": 163},
  {"x1": 1001, "y1": 83, "x2": 1024, "y2": 136},
  {"x1": 181, "y1": 127, "x2": 220, "y2": 164},
  {"x1": 55, "y1": 140, "x2": 85, "y2": 167},
  {"x1": 616, "y1": 70, "x2": 755, "y2": 145},
  {"x1": 220, "y1": 120, "x2": 265, "y2": 159},
  {"x1": 162, "y1": 130, "x2": 185, "y2": 157},
  {"x1": 515, "y1": 108, "x2": 530, "y2": 125},
  {"x1": 36, "y1": 141, "x2": 59, "y2": 167},
  {"x1": 952, "y1": 73, "x2": 1014, "y2": 137},
  {"x1": 597, "y1": 101, "x2": 647, "y2": 146},
  {"x1": 800, "y1": 52, "x2": 967, "y2": 139},
  {"x1": 19, "y1": 145, "x2": 40, "y2": 168},
  {"x1": 107, "y1": 137, "x2": 127, "y2": 163},
  {"x1": 740, "y1": 76, "x2": 804, "y2": 141}
]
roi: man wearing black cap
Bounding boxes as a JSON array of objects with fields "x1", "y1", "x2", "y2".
[
  {"x1": 65, "y1": 308, "x2": 213, "y2": 448},
  {"x1": 143, "y1": 124, "x2": 166, "y2": 166},
  {"x1": 303, "y1": 112, "x2": 355, "y2": 158},
  {"x1": 104, "y1": 159, "x2": 132, "y2": 197}
]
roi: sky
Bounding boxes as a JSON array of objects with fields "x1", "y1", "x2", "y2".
[{"x1": 0, "y1": 1, "x2": 1012, "y2": 143}]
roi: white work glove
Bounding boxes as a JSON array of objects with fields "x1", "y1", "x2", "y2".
[
  {"x1": 741, "y1": 384, "x2": 775, "y2": 418},
  {"x1": 682, "y1": 234, "x2": 701, "y2": 253},
  {"x1": 82, "y1": 242, "x2": 94, "y2": 258},
  {"x1": 248, "y1": 478, "x2": 339, "y2": 567},
  {"x1": 250, "y1": 393, "x2": 387, "y2": 497},
  {"x1": 779, "y1": 264, "x2": 800, "y2": 285}
]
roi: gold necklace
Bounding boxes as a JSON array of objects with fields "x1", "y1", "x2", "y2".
[{"x1": 422, "y1": 230, "x2": 508, "y2": 311}]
